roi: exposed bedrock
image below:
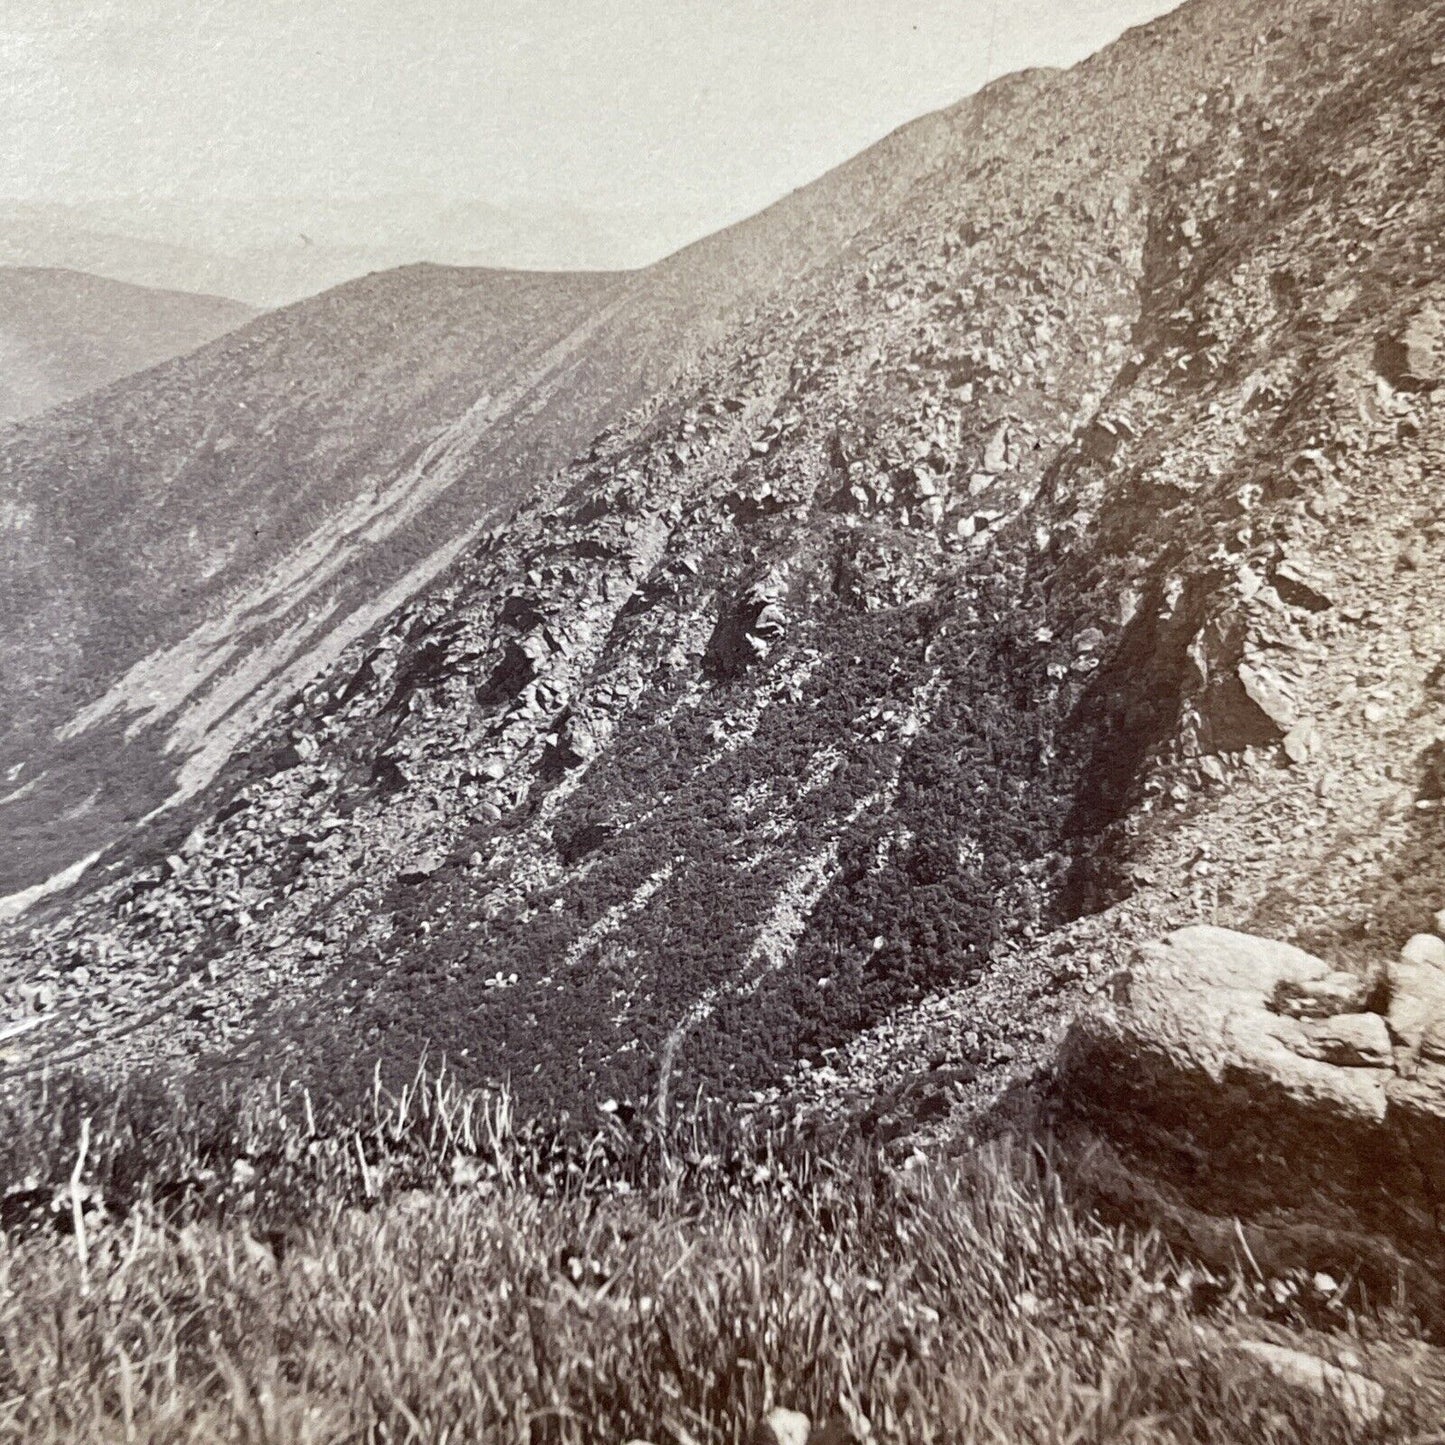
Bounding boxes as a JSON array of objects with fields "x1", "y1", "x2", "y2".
[{"x1": 1052, "y1": 924, "x2": 1445, "y2": 1321}]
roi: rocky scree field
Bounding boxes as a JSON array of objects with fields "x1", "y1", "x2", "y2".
[
  {"x1": 0, "y1": 264, "x2": 616, "y2": 894},
  {"x1": 2, "y1": 0, "x2": 1439, "y2": 1130},
  {"x1": 0, "y1": 72, "x2": 1006, "y2": 903}
]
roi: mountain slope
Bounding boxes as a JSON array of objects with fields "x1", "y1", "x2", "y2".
[
  {"x1": 2, "y1": 0, "x2": 1441, "y2": 1142},
  {"x1": 0, "y1": 263, "x2": 620, "y2": 896},
  {"x1": 0, "y1": 267, "x2": 256, "y2": 424},
  {"x1": 0, "y1": 63, "x2": 1086, "y2": 901}
]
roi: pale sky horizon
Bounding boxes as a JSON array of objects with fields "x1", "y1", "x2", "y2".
[{"x1": 3, "y1": 0, "x2": 1182, "y2": 252}]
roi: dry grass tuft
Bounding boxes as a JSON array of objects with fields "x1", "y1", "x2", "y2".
[{"x1": 0, "y1": 1067, "x2": 1429, "y2": 1442}]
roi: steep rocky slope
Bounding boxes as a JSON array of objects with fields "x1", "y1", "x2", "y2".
[
  {"x1": 0, "y1": 88, "x2": 1041, "y2": 903},
  {"x1": 0, "y1": 267, "x2": 256, "y2": 425},
  {"x1": 1, "y1": 0, "x2": 1441, "y2": 1144},
  {"x1": 0, "y1": 264, "x2": 616, "y2": 896}
]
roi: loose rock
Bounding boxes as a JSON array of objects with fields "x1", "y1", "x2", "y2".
[
  {"x1": 752, "y1": 1408, "x2": 811, "y2": 1445},
  {"x1": 1401, "y1": 934, "x2": 1445, "y2": 970},
  {"x1": 1238, "y1": 663, "x2": 1297, "y2": 732},
  {"x1": 1233, "y1": 1341, "x2": 1384, "y2": 1429}
]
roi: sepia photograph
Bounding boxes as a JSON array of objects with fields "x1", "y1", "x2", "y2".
[{"x1": 1, "y1": 0, "x2": 1443, "y2": 1438}]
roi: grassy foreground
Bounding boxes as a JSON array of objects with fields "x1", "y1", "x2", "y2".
[{"x1": 0, "y1": 1069, "x2": 1435, "y2": 1443}]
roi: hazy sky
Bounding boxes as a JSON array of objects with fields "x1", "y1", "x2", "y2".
[{"x1": 3, "y1": 1, "x2": 1179, "y2": 231}]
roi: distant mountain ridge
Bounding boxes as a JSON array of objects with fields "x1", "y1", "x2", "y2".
[
  {"x1": 0, "y1": 196, "x2": 727, "y2": 307},
  {"x1": 0, "y1": 267, "x2": 256, "y2": 425}
]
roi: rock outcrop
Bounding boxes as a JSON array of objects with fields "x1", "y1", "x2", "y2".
[
  {"x1": 1377, "y1": 305, "x2": 1443, "y2": 392},
  {"x1": 1231, "y1": 1342, "x2": 1385, "y2": 1430},
  {"x1": 1054, "y1": 925, "x2": 1445, "y2": 1316}
]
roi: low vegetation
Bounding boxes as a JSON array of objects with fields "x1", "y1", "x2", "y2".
[
  {"x1": 271, "y1": 564, "x2": 1103, "y2": 1119},
  {"x1": 0, "y1": 1066, "x2": 1432, "y2": 1443}
]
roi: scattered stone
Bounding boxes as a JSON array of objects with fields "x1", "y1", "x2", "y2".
[
  {"x1": 1272, "y1": 557, "x2": 1334, "y2": 613},
  {"x1": 16, "y1": 981, "x2": 56, "y2": 1013},
  {"x1": 1199, "y1": 755, "x2": 1228, "y2": 785},
  {"x1": 1388, "y1": 946, "x2": 1445, "y2": 1073},
  {"x1": 1376, "y1": 306, "x2": 1443, "y2": 391},
  {"x1": 981, "y1": 422, "x2": 1011, "y2": 474},
  {"x1": 1237, "y1": 662, "x2": 1298, "y2": 732},
  {"x1": 752, "y1": 1409, "x2": 811, "y2": 1445},
  {"x1": 398, "y1": 851, "x2": 447, "y2": 885},
  {"x1": 1282, "y1": 719, "x2": 1321, "y2": 766},
  {"x1": 754, "y1": 603, "x2": 787, "y2": 639},
  {"x1": 1233, "y1": 1342, "x2": 1384, "y2": 1429},
  {"x1": 1398, "y1": 538, "x2": 1426, "y2": 573}
]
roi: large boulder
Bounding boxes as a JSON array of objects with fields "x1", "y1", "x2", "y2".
[{"x1": 1051, "y1": 925, "x2": 1445, "y2": 1317}]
